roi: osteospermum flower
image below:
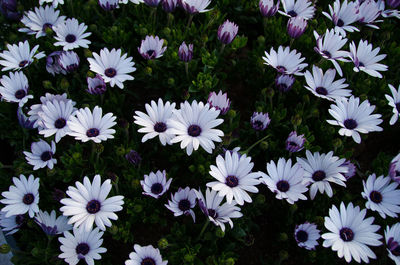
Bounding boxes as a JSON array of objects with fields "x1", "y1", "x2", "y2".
[
  {"x1": 322, "y1": 202, "x2": 382, "y2": 263},
  {"x1": 59, "y1": 226, "x2": 107, "y2": 265},
  {"x1": 167, "y1": 100, "x2": 224, "y2": 155},
  {"x1": 125, "y1": 150, "x2": 142, "y2": 166},
  {"x1": 0, "y1": 71, "x2": 32, "y2": 107},
  {"x1": 287, "y1": 16, "x2": 307, "y2": 39},
  {"x1": 58, "y1": 51, "x2": 80, "y2": 73},
  {"x1": 17, "y1": 108, "x2": 36, "y2": 129},
  {"x1": 250, "y1": 112, "x2": 270, "y2": 131},
  {"x1": 67, "y1": 106, "x2": 117, "y2": 143},
  {"x1": 0, "y1": 212, "x2": 25, "y2": 235},
  {"x1": 385, "y1": 223, "x2": 400, "y2": 265},
  {"x1": 88, "y1": 48, "x2": 136, "y2": 88},
  {"x1": 195, "y1": 188, "x2": 243, "y2": 232},
  {"x1": 327, "y1": 96, "x2": 383, "y2": 143},
  {"x1": 162, "y1": 0, "x2": 178, "y2": 12},
  {"x1": 87, "y1": 74, "x2": 107, "y2": 95},
  {"x1": 294, "y1": 222, "x2": 320, "y2": 250},
  {"x1": 286, "y1": 131, "x2": 305, "y2": 153},
  {"x1": 207, "y1": 90, "x2": 230, "y2": 115},
  {"x1": 24, "y1": 139, "x2": 57, "y2": 170},
  {"x1": 217, "y1": 19, "x2": 239, "y2": 45},
  {"x1": 275, "y1": 74, "x2": 295, "y2": 92},
  {"x1": 261, "y1": 158, "x2": 308, "y2": 204},
  {"x1": 125, "y1": 244, "x2": 168, "y2": 265},
  {"x1": 322, "y1": 0, "x2": 359, "y2": 36},
  {"x1": 342, "y1": 160, "x2": 356, "y2": 179},
  {"x1": 99, "y1": 0, "x2": 119, "y2": 10},
  {"x1": 348, "y1": 39, "x2": 388, "y2": 78},
  {"x1": 297, "y1": 150, "x2": 347, "y2": 200},
  {"x1": 304, "y1": 66, "x2": 351, "y2": 101},
  {"x1": 134, "y1": 98, "x2": 176, "y2": 146},
  {"x1": 279, "y1": 0, "x2": 315, "y2": 19},
  {"x1": 178, "y1": 42, "x2": 193, "y2": 62},
  {"x1": 389, "y1": 153, "x2": 400, "y2": 183},
  {"x1": 141, "y1": 170, "x2": 172, "y2": 199},
  {"x1": 143, "y1": 0, "x2": 161, "y2": 7},
  {"x1": 138, "y1": 35, "x2": 167, "y2": 60},
  {"x1": 35, "y1": 210, "x2": 72, "y2": 235},
  {"x1": 263, "y1": 46, "x2": 308, "y2": 76},
  {"x1": 45, "y1": 51, "x2": 66, "y2": 75},
  {"x1": 361, "y1": 174, "x2": 400, "y2": 218},
  {"x1": 165, "y1": 187, "x2": 197, "y2": 222},
  {"x1": 19, "y1": 5, "x2": 65, "y2": 38},
  {"x1": 180, "y1": 0, "x2": 212, "y2": 14},
  {"x1": 60, "y1": 175, "x2": 124, "y2": 231},
  {"x1": 53, "y1": 18, "x2": 91, "y2": 51},
  {"x1": 357, "y1": 0, "x2": 382, "y2": 29},
  {"x1": 0, "y1": 40, "x2": 45, "y2": 71},
  {"x1": 39, "y1": 0, "x2": 65, "y2": 8},
  {"x1": 206, "y1": 151, "x2": 262, "y2": 205},
  {"x1": 385, "y1": 84, "x2": 400, "y2": 125},
  {"x1": 0, "y1": 174, "x2": 39, "y2": 218},
  {"x1": 259, "y1": 0, "x2": 280, "y2": 17}
]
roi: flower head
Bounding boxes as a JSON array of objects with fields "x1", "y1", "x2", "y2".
[
  {"x1": 180, "y1": 0, "x2": 212, "y2": 14},
  {"x1": 87, "y1": 74, "x2": 107, "y2": 95},
  {"x1": 341, "y1": 160, "x2": 356, "y2": 179},
  {"x1": 23, "y1": 139, "x2": 57, "y2": 170},
  {"x1": 165, "y1": 187, "x2": 197, "y2": 222},
  {"x1": 0, "y1": 212, "x2": 25, "y2": 235},
  {"x1": 263, "y1": 46, "x2": 307, "y2": 75},
  {"x1": 138, "y1": 35, "x2": 167, "y2": 60},
  {"x1": 287, "y1": 16, "x2": 307, "y2": 39},
  {"x1": 58, "y1": 51, "x2": 80, "y2": 73},
  {"x1": 125, "y1": 244, "x2": 168, "y2": 265},
  {"x1": 259, "y1": 0, "x2": 280, "y2": 17},
  {"x1": 17, "y1": 107, "x2": 36, "y2": 129},
  {"x1": 53, "y1": 18, "x2": 91, "y2": 51},
  {"x1": 178, "y1": 42, "x2": 193, "y2": 62},
  {"x1": 162, "y1": 0, "x2": 178, "y2": 12},
  {"x1": 250, "y1": 112, "x2": 270, "y2": 131},
  {"x1": 279, "y1": 0, "x2": 315, "y2": 19},
  {"x1": 125, "y1": 150, "x2": 142, "y2": 166},
  {"x1": 357, "y1": 0, "x2": 382, "y2": 29},
  {"x1": 46, "y1": 51, "x2": 66, "y2": 75},
  {"x1": 322, "y1": 0, "x2": 359, "y2": 36},
  {"x1": 217, "y1": 20, "x2": 239, "y2": 45},
  {"x1": 385, "y1": 223, "x2": 400, "y2": 265},
  {"x1": 385, "y1": 84, "x2": 400, "y2": 125},
  {"x1": 389, "y1": 153, "x2": 400, "y2": 183},
  {"x1": 39, "y1": 0, "x2": 65, "y2": 8},
  {"x1": 294, "y1": 222, "x2": 320, "y2": 250},
  {"x1": 99, "y1": 0, "x2": 119, "y2": 10},
  {"x1": 208, "y1": 90, "x2": 230, "y2": 115},
  {"x1": 286, "y1": 131, "x2": 305, "y2": 152},
  {"x1": 35, "y1": 210, "x2": 72, "y2": 235},
  {"x1": 0, "y1": 40, "x2": 45, "y2": 71},
  {"x1": 141, "y1": 170, "x2": 172, "y2": 199},
  {"x1": 0, "y1": 71, "x2": 32, "y2": 107},
  {"x1": 275, "y1": 74, "x2": 295, "y2": 92}
]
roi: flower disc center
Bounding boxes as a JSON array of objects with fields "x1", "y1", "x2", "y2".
[
  {"x1": 75, "y1": 243, "x2": 90, "y2": 256},
  {"x1": 104, "y1": 68, "x2": 117, "y2": 78},
  {"x1": 225, "y1": 175, "x2": 239, "y2": 187},
  {"x1": 65, "y1": 34, "x2": 77, "y2": 43},
  {"x1": 316, "y1": 86, "x2": 328, "y2": 96},
  {"x1": 86, "y1": 199, "x2": 101, "y2": 214},
  {"x1": 312, "y1": 170, "x2": 326, "y2": 181},
  {"x1": 296, "y1": 230, "x2": 308, "y2": 242},
  {"x1": 339, "y1": 227, "x2": 354, "y2": 242},
  {"x1": 154, "y1": 122, "x2": 167, "y2": 133},
  {"x1": 276, "y1": 180, "x2": 290, "y2": 192},
  {"x1": 54, "y1": 118, "x2": 66, "y2": 129},
  {"x1": 141, "y1": 257, "x2": 156, "y2": 265},
  {"x1": 19, "y1": 60, "x2": 29, "y2": 67},
  {"x1": 151, "y1": 183, "x2": 163, "y2": 195},
  {"x1": 178, "y1": 199, "x2": 191, "y2": 211},
  {"x1": 369, "y1": 190, "x2": 383, "y2": 203},
  {"x1": 14, "y1": 89, "x2": 26, "y2": 99},
  {"x1": 40, "y1": 151, "x2": 53, "y2": 161},
  {"x1": 188, "y1": 124, "x2": 202, "y2": 137},
  {"x1": 23, "y1": 193, "x2": 34, "y2": 205},
  {"x1": 344, "y1": 119, "x2": 358, "y2": 130},
  {"x1": 86, "y1": 128, "x2": 100, "y2": 137}
]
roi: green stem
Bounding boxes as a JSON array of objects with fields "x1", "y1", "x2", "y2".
[
  {"x1": 185, "y1": 14, "x2": 194, "y2": 36},
  {"x1": 220, "y1": 44, "x2": 226, "y2": 54},
  {"x1": 243, "y1": 134, "x2": 270, "y2": 154},
  {"x1": 185, "y1": 62, "x2": 189, "y2": 79},
  {"x1": 196, "y1": 219, "x2": 210, "y2": 241},
  {"x1": 45, "y1": 236, "x2": 53, "y2": 264}
]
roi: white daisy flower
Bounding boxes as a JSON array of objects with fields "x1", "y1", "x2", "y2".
[
  {"x1": 322, "y1": 202, "x2": 382, "y2": 263},
  {"x1": 58, "y1": 226, "x2": 107, "y2": 265},
  {"x1": 261, "y1": 158, "x2": 308, "y2": 204},
  {"x1": 60, "y1": 174, "x2": 124, "y2": 231},
  {"x1": 304, "y1": 66, "x2": 351, "y2": 101},
  {"x1": 53, "y1": 18, "x2": 92, "y2": 51},
  {"x1": 167, "y1": 100, "x2": 224, "y2": 156},
  {"x1": 386, "y1": 84, "x2": 400, "y2": 125},
  {"x1": 39, "y1": 0, "x2": 65, "y2": 8},
  {"x1": 0, "y1": 212, "x2": 25, "y2": 235},
  {"x1": 35, "y1": 210, "x2": 72, "y2": 235},
  {"x1": 313, "y1": 29, "x2": 350, "y2": 76},
  {"x1": 297, "y1": 150, "x2": 347, "y2": 200},
  {"x1": 327, "y1": 96, "x2": 383, "y2": 144},
  {"x1": 23, "y1": 139, "x2": 57, "y2": 170},
  {"x1": 0, "y1": 40, "x2": 45, "y2": 71},
  {"x1": 133, "y1": 98, "x2": 176, "y2": 146},
  {"x1": 217, "y1": 19, "x2": 239, "y2": 45},
  {"x1": 207, "y1": 90, "x2": 231, "y2": 115},
  {"x1": 67, "y1": 106, "x2": 117, "y2": 143},
  {"x1": 357, "y1": 0, "x2": 382, "y2": 29},
  {"x1": 206, "y1": 150, "x2": 262, "y2": 205},
  {"x1": 294, "y1": 222, "x2": 320, "y2": 250},
  {"x1": 88, "y1": 48, "x2": 136, "y2": 89},
  {"x1": 195, "y1": 188, "x2": 243, "y2": 232},
  {"x1": 138, "y1": 35, "x2": 167, "y2": 60},
  {"x1": 125, "y1": 244, "x2": 168, "y2": 265},
  {"x1": 141, "y1": 170, "x2": 172, "y2": 199},
  {"x1": 58, "y1": 50, "x2": 80, "y2": 73},
  {"x1": 262, "y1": 46, "x2": 308, "y2": 76},
  {"x1": 385, "y1": 223, "x2": 400, "y2": 265},
  {"x1": 38, "y1": 98, "x2": 75, "y2": 142},
  {"x1": 180, "y1": 0, "x2": 212, "y2": 14},
  {"x1": 165, "y1": 187, "x2": 197, "y2": 222},
  {"x1": 285, "y1": 131, "x2": 305, "y2": 153},
  {"x1": 322, "y1": 0, "x2": 359, "y2": 36},
  {"x1": 0, "y1": 71, "x2": 33, "y2": 107},
  {"x1": 279, "y1": 0, "x2": 315, "y2": 20},
  {"x1": 19, "y1": 5, "x2": 65, "y2": 38},
  {"x1": 0, "y1": 174, "x2": 40, "y2": 218},
  {"x1": 361, "y1": 174, "x2": 400, "y2": 218},
  {"x1": 348, "y1": 39, "x2": 388, "y2": 78}
]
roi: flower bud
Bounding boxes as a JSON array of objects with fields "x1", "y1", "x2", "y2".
[
  {"x1": 259, "y1": 0, "x2": 280, "y2": 17},
  {"x1": 218, "y1": 20, "x2": 239, "y2": 45},
  {"x1": 178, "y1": 42, "x2": 193, "y2": 62},
  {"x1": 287, "y1": 17, "x2": 307, "y2": 39}
]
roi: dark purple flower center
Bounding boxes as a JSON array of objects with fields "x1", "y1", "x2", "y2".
[
  {"x1": 15, "y1": 214, "x2": 25, "y2": 225},
  {"x1": 359, "y1": 62, "x2": 365, "y2": 67},
  {"x1": 14, "y1": 89, "x2": 26, "y2": 99},
  {"x1": 396, "y1": 102, "x2": 400, "y2": 113},
  {"x1": 339, "y1": 227, "x2": 354, "y2": 242},
  {"x1": 316, "y1": 86, "x2": 328, "y2": 96},
  {"x1": 40, "y1": 151, "x2": 53, "y2": 161},
  {"x1": 188, "y1": 124, "x2": 201, "y2": 137},
  {"x1": 22, "y1": 193, "x2": 34, "y2": 205},
  {"x1": 253, "y1": 120, "x2": 265, "y2": 130},
  {"x1": 337, "y1": 19, "x2": 344, "y2": 27},
  {"x1": 178, "y1": 199, "x2": 191, "y2": 211},
  {"x1": 19, "y1": 60, "x2": 28, "y2": 67},
  {"x1": 322, "y1": 50, "x2": 332, "y2": 58},
  {"x1": 150, "y1": 183, "x2": 163, "y2": 195},
  {"x1": 141, "y1": 258, "x2": 156, "y2": 265},
  {"x1": 288, "y1": 141, "x2": 298, "y2": 147},
  {"x1": 369, "y1": 190, "x2": 382, "y2": 203},
  {"x1": 312, "y1": 170, "x2": 326, "y2": 181},
  {"x1": 54, "y1": 118, "x2": 66, "y2": 129},
  {"x1": 344, "y1": 119, "x2": 358, "y2": 130},
  {"x1": 75, "y1": 243, "x2": 90, "y2": 256},
  {"x1": 42, "y1": 23, "x2": 52, "y2": 31},
  {"x1": 86, "y1": 200, "x2": 101, "y2": 214},
  {"x1": 86, "y1": 128, "x2": 100, "y2": 137},
  {"x1": 287, "y1": 10, "x2": 297, "y2": 17},
  {"x1": 95, "y1": 85, "x2": 104, "y2": 91},
  {"x1": 65, "y1": 34, "x2": 76, "y2": 43},
  {"x1": 276, "y1": 180, "x2": 290, "y2": 192},
  {"x1": 296, "y1": 230, "x2": 308, "y2": 242},
  {"x1": 389, "y1": 239, "x2": 400, "y2": 256},
  {"x1": 225, "y1": 175, "x2": 239, "y2": 187},
  {"x1": 146, "y1": 50, "x2": 155, "y2": 58},
  {"x1": 276, "y1": 65, "x2": 287, "y2": 73},
  {"x1": 104, "y1": 68, "x2": 117, "y2": 78},
  {"x1": 208, "y1": 208, "x2": 218, "y2": 219},
  {"x1": 154, "y1": 122, "x2": 167, "y2": 133}
]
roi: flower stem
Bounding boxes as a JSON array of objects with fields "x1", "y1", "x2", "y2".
[
  {"x1": 220, "y1": 44, "x2": 226, "y2": 54},
  {"x1": 243, "y1": 134, "x2": 270, "y2": 154},
  {"x1": 196, "y1": 219, "x2": 210, "y2": 241},
  {"x1": 185, "y1": 62, "x2": 189, "y2": 79},
  {"x1": 185, "y1": 14, "x2": 194, "y2": 35}
]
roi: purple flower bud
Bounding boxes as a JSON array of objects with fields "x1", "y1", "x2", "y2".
[
  {"x1": 178, "y1": 41, "x2": 193, "y2": 62},
  {"x1": 58, "y1": 51, "x2": 80, "y2": 73},
  {"x1": 341, "y1": 160, "x2": 356, "y2": 180},
  {"x1": 207, "y1": 90, "x2": 230, "y2": 115},
  {"x1": 386, "y1": 0, "x2": 400, "y2": 8},
  {"x1": 162, "y1": 0, "x2": 178, "y2": 12},
  {"x1": 98, "y1": 0, "x2": 119, "y2": 11},
  {"x1": 87, "y1": 75, "x2": 107, "y2": 95},
  {"x1": 287, "y1": 17, "x2": 307, "y2": 39},
  {"x1": 52, "y1": 188, "x2": 66, "y2": 202},
  {"x1": 125, "y1": 150, "x2": 142, "y2": 166},
  {"x1": 275, "y1": 74, "x2": 295, "y2": 92},
  {"x1": 17, "y1": 108, "x2": 36, "y2": 129},
  {"x1": 285, "y1": 131, "x2": 305, "y2": 152},
  {"x1": 389, "y1": 153, "x2": 400, "y2": 183},
  {"x1": 46, "y1": 51, "x2": 66, "y2": 76},
  {"x1": 217, "y1": 20, "x2": 239, "y2": 45},
  {"x1": 259, "y1": 0, "x2": 280, "y2": 17},
  {"x1": 250, "y1": 112, "x2": 271, "y2": 131},
  {"x1": 144, "y1": 0, "x2": 161, "y2": 7}
]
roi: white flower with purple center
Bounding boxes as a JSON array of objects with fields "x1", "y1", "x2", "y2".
[
  {"x1": 287, "y1": 16, "x2": 307, "y2": 39},
  {"x1": 322, "y1": 0, "x2": 359, "y2": 36},
  {"x1": 385, "y1": 84, "x2": 400, "y2": 125},
  {"x1": 327, "y1": 96, "x2": 383, "y2": 144},
  {"x1": 67, "y1": 106, "x2": 117, "y2": 143},
  {"x1": 24, "y1": 139, "x2": 57, "y2": 170},
  {"x1": 35, "y1": 210, "x2": 72, "y2": 235},
  {"x1": 206, "y1": 150, "x2": 262, "y2": 205},
  {"x1": 0, "y1": 212, "x2": 25, "y2": 235},
  {"x1": 275, "y1": 74, "x2": 295, "y2": 92},
  {"x1": 262, "y1": 46, "x2": 308, "y2": 76},
  {"x1": 389, "y1": 153, "x2": 400, "y2": 183},
  {"x1": 53, "y1": 18, "x2": 91, "y2": 51},
  {"x1": 39, "y1": 0, "x2": 65, "y2": 8},
  {"x1": 178, "y1": 42, "x2": 193, "y2": 62},
  {"x1": 125, "y1": 244, "x2": 168, "y2": 265},
  {"x1": 58, "y1": 51, "x2": 80, "y2": 73},
  {"x1": 361, "y1": 174, "x2": 400, "y2": 218},
  {"x1": 0, "y1": 174, "x2": 40, "y2": 218},
  {"x1": 385, "y1": 223, "x2": 400, "y2": 265},
  {"x1": 207, "y1": 90, "x2": 230, "y2": 115},
  {"x1": 217, "y1": 19, "x2": 239, "y2": 45},
  {"x1": 141, "y1": 170, "x2": 172, "y2": 199},
  {"x1": 285, "y1": 131, "x2": 305, "y2": 153},
  {"x1": 259, "y1": 0, "x2": 280, "y2": 17},
  {"x1": 294, "y1": 222, "x2": 320, "y2": 250},
  {"x1": 0, "y1": 71, "x2": 32, "y2": 107},
  {"x1": 138, "y1": 35, "x2": 167, "y2": 60},
  {"x1": 180, "y1": 0, "x2": 212, "y2": 14},
  {"x1": 99, "y1": 0, "x2": 120, "y2": 10},
  {"x1": 60, "y1": 174, "x2": 124, "y2": 231},
  {"x1": 250, "y1": 112, "x2": 270, "y2": 131},
  {"x1": 279, "y1": 0, "x2": 315, "y2": 20},
  {"x1": 165, "y1": 187, "x2": 197, "y2": 222},
  {"x1": 304, "y1": 66, "x2": 351, "y2": 101},
  {"x1": 88, "y1": 48, "x2": 136, "y2": 89},
  {"x1": 322, "y1": 202, "x2": 382, "y2": 263},
  {"x1": 87, "y1": 74, "x2": 107, "y2": 95},
  {"x1": 357, "y1": 0, "x2": 382, "y2": 29},
  {"x1": 59, "y1": 226, "x2": 107, "y2": 265},
  {"x1": 0, "y1": 40, "x2": 45, "y2": 71}
]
